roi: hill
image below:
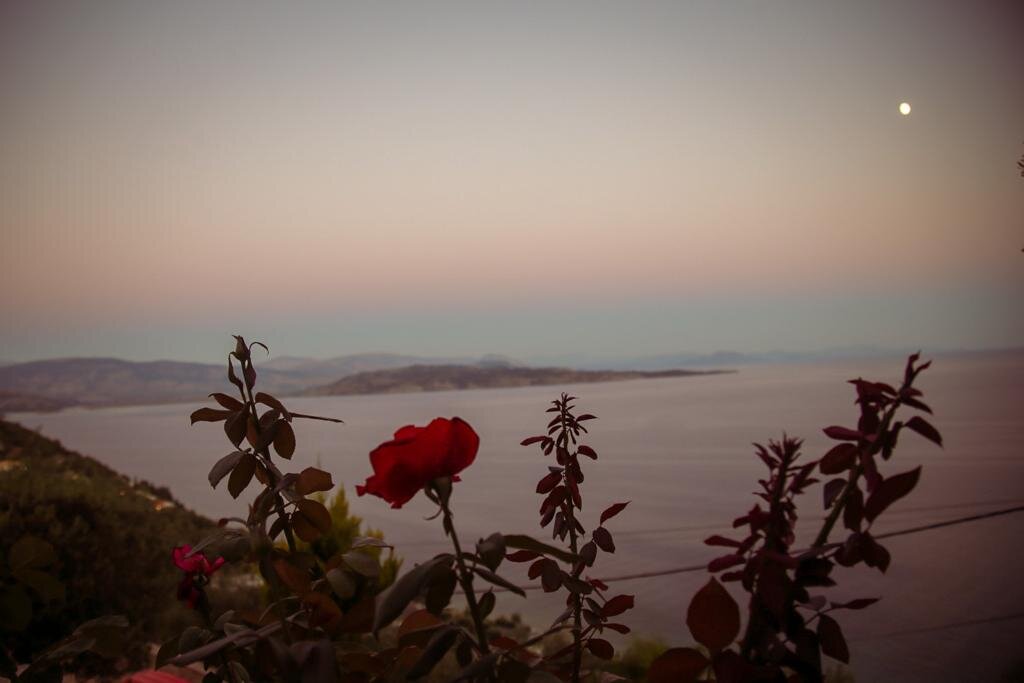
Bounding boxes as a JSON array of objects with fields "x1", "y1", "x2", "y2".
[
  {"x1": 306, "y1": 364, "x2": 729, "y2": 396},
  {"x1": 0, "y1": 357, "x2": 307, "y2": 409},
  {"x1": 0, "y1": 419, "x2": 216, "y2": 665}
]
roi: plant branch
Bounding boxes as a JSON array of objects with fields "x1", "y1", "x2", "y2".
[{"x1": 439, "y1": 495, "x2": 491, "y2": 657}]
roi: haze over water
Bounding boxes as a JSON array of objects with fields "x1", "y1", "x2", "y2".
[{"x1": 14, "y1": 351, "x2": 1024, "y2": 682}]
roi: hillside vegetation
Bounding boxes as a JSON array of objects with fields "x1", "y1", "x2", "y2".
[{"x1": 0, "y1": 419, "x2": 216, "y2": 665}]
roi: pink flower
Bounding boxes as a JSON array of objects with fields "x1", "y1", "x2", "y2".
[{"x1": 172, "y1": 545, "x2": 225, "y2": 609}]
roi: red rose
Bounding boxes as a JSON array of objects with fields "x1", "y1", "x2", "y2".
[
  {"x1": 356, "y1": 417, "x2": 479, "y2": 509},
  {"x1": 172, "y1": 545, "x2": 225, "y2": 609}
]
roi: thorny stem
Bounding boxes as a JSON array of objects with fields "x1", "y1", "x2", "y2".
[
  {"x1": 199, "y1": 598, "x2": 240, "y2": 683},
  {"x1": 558, "y1": 397, "x2": 584, "y2": 683},
  {"x1": 234, "y1": 354, "x2": 297, "y2": 554},
  {"x1": 439, "y1": 493, "x2": 491, "y2": 658},
  {"x1": 812, "y1": 397, "x2": 902, "y2": 549},
  {"x1": 739, "y1": 450, "x2": 792, "y2": 660}
]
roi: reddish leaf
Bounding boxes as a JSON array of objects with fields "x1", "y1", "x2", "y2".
[
  {"x1": 823, "y1": 426, "x2": 863, "y2": 441},
  {"x1": 227, "y1": 453, "x2": 256, "y2": 499},
  {"x1": 223, "y1": 411, "x2": 246, "y2": 447},
  {"x1": 579, "y1": 541, "x2": 598, "y2": 567},
  {"x1": 820, "y1": 443, "x2": 858, "y2": 474},
  {"x1": 600, "y1": 502, "x2": 630, "y2": 525},
  {"x1": 506, "y1": 550, "x2": 539, "y2": 563},
  {"x1": 902, "y1": 396, "x2": 932, "y2": 414},
  {"x1": 861, "y1": 534, "x2": 891, "y2": 572},
  {"x1": 255, "y1": 392, "x2": 291, "y2": 420},
  {"x1": 536, "y1": 472, "x2": 561, "y2": 494},
  {"x1": 905, "y1": 416, "x2": 942, "y2": 447},
  {"x1": 686, "y1": 578, "x2": 740, "y2": 651},
  {"x1": 190, "y1": 407, "x2": 232, "y2": 424},
  {"x1": 823, "y1": 478, "x2": 846, "y2": 509},
  {"x1": 817, "y1": 614, "x2": 849, "y2": 663},
  {"x1": 705, "y1": 535, "x2": 742, "y2": 548},
  {"x1": 586, "y1": 638, "x2": 614, "y2": 660},
  {"x1": 273, "y1": 420, "x2": 296, "y2": 459},
  {"x1": 708, "y1": 554, "x2": 745, "y2": 572},
  {"x1": 540, "y1": 561, "x2": 562, "y2": 592},
  {"x1": 592, "y1": 527, "x2": 615, "y2": 553},
  {"x1": 831, "y1": 597, "x2": 879, "y2": 610},
  {"x1": 603, "y1": 623, "x2": 631, "y2": 634},
  {"x1": 578, "y1": 445, "x2": 598, "y2": 460},
  {"x1": 601, "y1": 594, "x2": 635, "y2": 617},
  {"x1": 648, "y1": 648, "x2": 709, "y2": 683},
  {"x1": 843, "y1": 486, "x2": 864, "y2": 531},
  {"x1": 712, "y1": 650, "x2": 756, "y2": 683},
  {"x1": 864, "y1": 467, "x2": 921, "y2": 522},
  {"x1": 296, "y1": 467, "x2": 333, "y2": 495},
  {"x1": 521, "y1": 436, "x2": 546, "y2": 446},
  {"x1": 527, "y1": 559, "x2": 546, "y2": 579},
  {"x1": 209, "y1": 393, "x2": 244, "y2": 411}
]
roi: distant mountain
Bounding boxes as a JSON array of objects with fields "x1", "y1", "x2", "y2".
[
  {"x1": 542, "y1": 346, "x2": 905, "y2": 371},
  {"x1": 306, "y1": 364, "x2": 729, "y2": 397},
  {"x1": 0, "y1": 357, "x2": 307, "y2": 409},
  {"x1": 0, "y1": 354, "x2": 530, "y2": 411},
  {"x1": 260, "y1": 352, "x2": 481, "y2": 380},
  {"x1": 0, "y1": 391, "x2": 78, "y2": 413}
]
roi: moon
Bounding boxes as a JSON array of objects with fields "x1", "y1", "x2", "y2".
[{"x1": 899, "y1": 102, "x2": 912, "y2": 116}]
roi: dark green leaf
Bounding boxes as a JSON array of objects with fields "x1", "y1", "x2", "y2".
[
  {"x1": 10, "y1": 536, "x2": 57, "y2": 571},
  {"x1": 327, "y1": 568, "x2": 356, "y2": 600},
  {"x1": 476, "y1": 533, "x2": 505, "y2": 571},
  {"x1": 0, "y1": 586, "x2": 33, "y2": 631},
  {"x1": 478, "y1": 590, "x2": 495, "y2": 619},
  {"x1": 407, "y1": 626, "x2": 459, "y2": 679},
  {"x1": 208, "y1": 451, "x2": 245, "y2": 489},
  {"x1": 374, "y1": 556, "x2": 452, "y2": 633},
  {"x1": 503, "y1": 534, "x2": 577, "y2": 564},
  {"x1": 473, "y1": 566, "x2": 526, "y2": 597},
  {"x1": 342, "y1": 551, "x2": 380, "y2": 578}
]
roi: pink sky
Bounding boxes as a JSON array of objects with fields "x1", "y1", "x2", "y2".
[{"x1": 1, "y1": 2, "x2": 1022, "y2": 362}]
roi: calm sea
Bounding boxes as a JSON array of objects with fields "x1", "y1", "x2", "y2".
[{"x1": 12, "y1": 352, "x2": 1024, "y2": 682}]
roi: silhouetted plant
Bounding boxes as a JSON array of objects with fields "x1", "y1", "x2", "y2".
[
  {"x1": 518, "y1": 393, "x2": 633, "y2": 683},
  {"x1": 649, "y1": 353, "x2": 941, "y2": 683},
  {"x1": 156, "y1": 338, "x2": 944, "y2": 682}
]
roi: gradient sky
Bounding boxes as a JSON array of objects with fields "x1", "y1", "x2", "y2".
[{"x1": 1, "y1": 1, "x2": 1022, "y2": 363}]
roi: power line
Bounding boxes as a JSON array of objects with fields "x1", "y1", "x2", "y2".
[
  {"x1": 490, "y1": 503, "x2": 1024, "y2": 592},
  {"x1": 396, "y1": 498, "x2": 1024, "y2": 548},
  {"x1": 848, "y1": 612, "x2": 1024, "y2": 641}
]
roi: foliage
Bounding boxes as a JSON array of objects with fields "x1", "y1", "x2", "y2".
[
  {"x1": 0, "y1": 419, "x2": 214, "y2": 676},
  {"x1": 518, "y1": 393, "x2": 633, "y2": 682},
  {"x1": 600, "y1": 636, "x2": 671, "y2": 681},
  {"x1": 648, "y1": 353, "x2": 941, "y2": 682},
  {"x1": 301, "y1": 487, "x2": 402, "y2": 592},
  {"x1": 9, "y1": 334, "x2": 942, "y2": 683}
]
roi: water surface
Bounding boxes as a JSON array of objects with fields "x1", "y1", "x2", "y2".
[{"x1": 13, "y1": 352, "x2": 1024, "y2": 682}]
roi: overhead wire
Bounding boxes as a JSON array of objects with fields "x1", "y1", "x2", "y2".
[{"x1": 488, "y1": 503, "x2": 1024, "y2": 592}]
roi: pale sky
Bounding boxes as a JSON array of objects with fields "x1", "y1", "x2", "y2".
[{"x1": 1, "y1": 1, "x2": 1022, "y2": 363}]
